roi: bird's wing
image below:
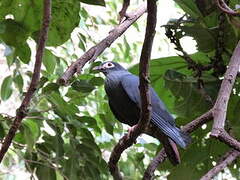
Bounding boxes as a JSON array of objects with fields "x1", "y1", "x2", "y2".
[{"x1": 120, "y1": 74, "x2": 175, "y2": 125}]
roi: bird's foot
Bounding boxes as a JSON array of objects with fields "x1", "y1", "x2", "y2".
[{"x1": 127, "y1": 125, "x2": 138, "y2": 144}]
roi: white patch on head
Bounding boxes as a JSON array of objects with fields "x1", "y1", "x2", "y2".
[{"x1": 102, "y1": 62, "x2": 115, "y2": 69}]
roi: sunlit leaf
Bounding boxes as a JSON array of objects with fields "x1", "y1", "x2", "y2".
[{"x1": 1, "y1": 75, "x2": 13, "y2": 101}]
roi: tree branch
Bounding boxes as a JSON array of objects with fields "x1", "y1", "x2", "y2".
[
  {"x1": 119, "y1": 0, "x2": 130, "y2": 23},
  {"x1": 211, "y1": 41, "x2": 240, "y2": 148},
  {"x1": 0, "y1": 0, "x2": 51, "y2": 162},
  {"x1": 58, "y1": 4, "x2": 147, "y2": 86},
  {"x1": 200, "y1": 149, "x2": 240, "y2": 180},
  {"x1": 108, "y1": 1, "x2": 157, "y2": 179},
  {"x1": 216, "y1": 0, "x2": 240, "y2": 16},
  {"x1": 143, "y1": 110, "x2": 213, "y2": 179}
]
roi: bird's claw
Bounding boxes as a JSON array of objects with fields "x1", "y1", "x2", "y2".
[{"x1": 127, "y1": 125, "x2": 138, "y2": 144}]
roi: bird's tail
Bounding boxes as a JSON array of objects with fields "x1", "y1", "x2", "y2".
[
  {"x1": 162, "y1": 136, "x2": 181, "y2": 165},
  {"x1": 151, "y1": 112, "x2": 191, "y2": 149},
  {"x1": 145, "y1": 126, "x2": 181, "y2": 165},
  {"x1": 170, "y1": 127, "x2": 191, "y2": 149}
]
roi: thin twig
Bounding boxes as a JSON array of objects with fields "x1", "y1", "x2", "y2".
[
  {"x1": 200, "y1": 149, "x2": 240, "y2": 180},
  {"x1": 108, "y1": 1, "x2": 157, "y2": 179},
  {"x1": 58, "y1": 4, "x2": 147, "y2": 86},
  {"x1": 216, "y1": 0, "x2": 240, "y2": 16},
  {"x1": 0, "y1": 0, "x2": 52, "y2": 162},
  {"x1": 119, "y1": 0, "x2": 130, "y2": 23},
  {"x1": 143, "y1": 110, "x2": 213, "y2": 179}
]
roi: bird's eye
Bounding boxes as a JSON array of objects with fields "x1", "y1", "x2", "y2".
[{"x1": 107, "y1": 63, "x2": 112, "y2": 67}]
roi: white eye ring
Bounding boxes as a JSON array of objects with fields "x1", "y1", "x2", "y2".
[
  {"x1": 104, "y1": 62, "x2": 114, "y2": 68},
  {"x1": 107, "y1": 63, "x2": 113, "y2": 67}
]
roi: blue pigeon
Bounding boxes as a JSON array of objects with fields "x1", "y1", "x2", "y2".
[{"x1": 93, "y1": 61, "x2": 191, "y2": 165}]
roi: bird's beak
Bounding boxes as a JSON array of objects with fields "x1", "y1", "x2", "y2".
[{"x1": 92, "y1": 65, "x2": 103, "y2": 71}]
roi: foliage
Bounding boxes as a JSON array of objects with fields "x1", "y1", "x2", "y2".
[{"x1": 0, "y1": 0, "x2": 240, "y2": 179}]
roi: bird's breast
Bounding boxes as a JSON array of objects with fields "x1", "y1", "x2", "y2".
[{"x1": 104, "y1": 76, "x2": 140, "y2": 126}]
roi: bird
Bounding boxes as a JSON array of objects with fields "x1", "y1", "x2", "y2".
[{"x1": 93, "y1": 61, "x2": 191, "y2": 165}]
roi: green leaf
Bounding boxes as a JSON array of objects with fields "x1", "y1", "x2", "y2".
[
  {"x1": 46, "y1": 0, "x2": 80, "y2": 46},
  {"x1": 173, "y1": 0, "x2": 201, "y2": 18},
  {"x1": 77, "y1": 116, "x2": 101, "y2": 134},
  {"x1": 89, "y1": 77, "x2": 104, "y2": 86},
  {"x1": 23, "y1": 119, "x2": 40, "y2": 151},
  {"x1": 36, "y1": 165, "x2": 56, "y2": 180},
  {"x1": 15, "y1": 42, "x2": 31, "y2": 64},
  {"x1": 71, "y1": 80, "x2": 95, "y2": 93},
  {"x1": 164, "y1": 70, "x2": 220, "y2": 118},
  {"x1": 42, "y1": 83, "x2": 59, "y2": 94},
  {"x1": 13, "y1": 73, "x2": 24, "y2": 92},
  {"x1": 178, "y1": 24, "x2": 216, "y2": 53},
  {"x1": 14, "y1": 127, "x2": 26, "y2": 144},
  {"x1": 195, "y1": 0, "x2": 216, "y2": 16},
  {"x1": 99, "y1": 113, "x2": 114, "y2": 135},
  {"x1": 0, "y1": 123, "x2": 5, "y2": 139},
  {"x1": 78, "y1": 38, "x2": 86, "y2": 51},
  {"x1": 79, "y1": 0, "x2": 105, "y2": 6},
  {"x1": 43, "y1": 49, "x2": 57, "y2": 74},
  {"x1": 63, "y1": 157, "x2": 79, "y2": 180},
  {"x1": 1, "y1": 75, "x2": 13, "y2": 101},
  {"x1": 0, "y1": 19, "x2": 29, "y2": 47},
  {"x1": 47, "y1": 92, "x2": 79, "y2": 116}
]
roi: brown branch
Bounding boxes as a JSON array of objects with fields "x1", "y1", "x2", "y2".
[
  {"x1": 216, "y1": 0, "x2": 240, "y2": 16},
  {"x1": 211, "y1": 41, "x2": 240, "y2": 146},
  {"x1": 143, "y1": 149, "x2": 166, "y2": 180},
  {"x1": 0, "y1": 0, "x2": 51, "y2": 162},
  {"x1": 143, "y1": 110, "x2": 213, "y2": 179},
  {"x1": 119, "y1": 0, "x2": 130, "y2": 23},
  {"x1": 58, "y1": 4, "x2": 147, "y2": 86},
  {"x1": 200, "y1": 149, "x2": 240, "y2": 180},
  {"x1": 108, "y1": 1, "x2": 157, "y2": 179},
  {"x1": 214, "y1": 129, "x2": 240, "y2": 151}
]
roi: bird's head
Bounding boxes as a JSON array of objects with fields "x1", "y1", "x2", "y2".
[{"x1": 93, "y1": 61, "x2": 126, "y2": 75}]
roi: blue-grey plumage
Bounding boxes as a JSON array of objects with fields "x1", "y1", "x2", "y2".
[{"x1": 93, "y1": 61, "x2": 191, "y2": 165}]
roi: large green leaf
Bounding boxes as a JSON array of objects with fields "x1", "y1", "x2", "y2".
[
  {"x1": 180, "y1": 25, "x2": 216, "y2": 53},
  {"x1": 46, "y1": 0, "x2": 80, "y2": 46},
  {"x1": 164, "y1": 69, "x2": 220, "y2": 118},
  {"x1": 0, "y1": 19, "x2": 29, "y2": 47},
  {"x1": 0, "y1": 0, "x2": 80, "y2": 46},
  {"x1": 1, "y1": 75, "x2": 13, "y2": 101}
]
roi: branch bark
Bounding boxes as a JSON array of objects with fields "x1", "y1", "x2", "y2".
[
  {"x1": 0, "y1": 0, "x2": 51, "y2": 162},
  {"x1": 108, "y1": 1, "x2": 157, "y2": 179},
  {"x1": 200, "y1": 149, "x2": 240, "y2": 180},
  {"x1": 143, "y1": 110, "x2": 213, "y2": 179},
  {"x1": 119, "y1": 0, "x2": 130, "y2": 23},
  {"x1": 211, "y1": 41, "x2": 240, "y2": 149},
  {"x1": 58, "y1": 4, "x2": 147, "y2": 86},
  {"x1": 216, "y1": 0, "x2": 240, "y2": 16}
]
